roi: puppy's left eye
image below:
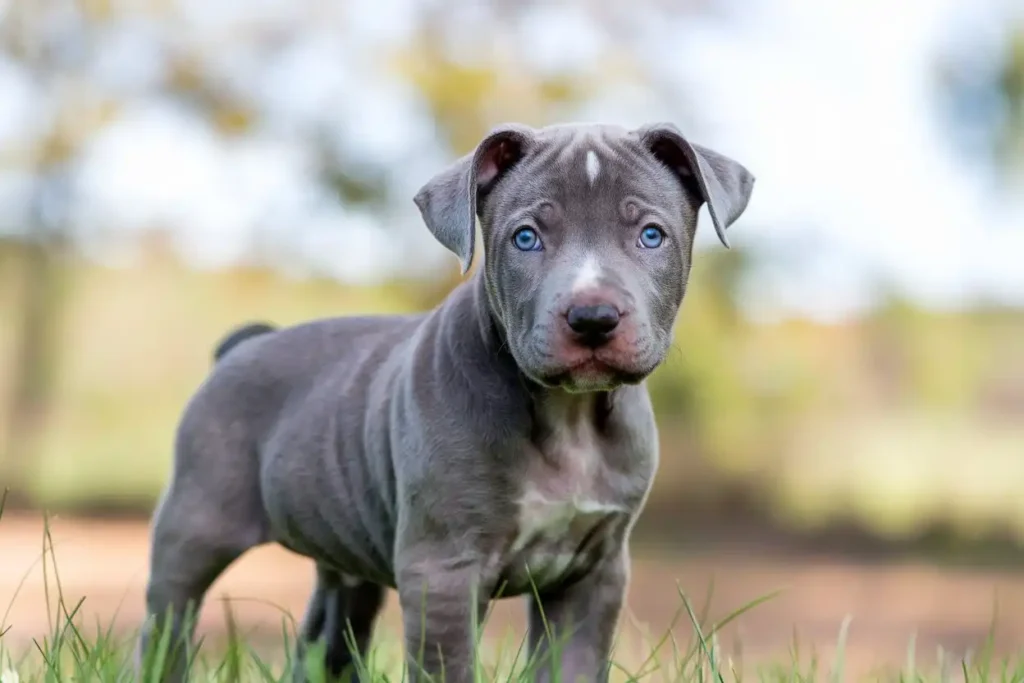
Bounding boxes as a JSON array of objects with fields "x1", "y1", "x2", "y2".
[
  {"x1": 512, "y1": 226, "x2": 543, "y2": 252},
  {"x1": 637, "y1": 225, "x2": 665, "y2": 249}
]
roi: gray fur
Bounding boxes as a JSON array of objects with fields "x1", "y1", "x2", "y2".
[{"x1": 138, "y1": 122, "x2": 754, "y2": 683}]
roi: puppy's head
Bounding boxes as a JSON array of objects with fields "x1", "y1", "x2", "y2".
[{"x1": 415, "y1": 122, "x2": 754, "y2": 393}]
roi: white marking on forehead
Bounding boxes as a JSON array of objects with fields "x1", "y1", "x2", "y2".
[
  {"x1": 585, "y1": 150, "x2": 600, "y2": 185},
  {"x1": 571, "y1": 255, "x2": 602, "y2": 293}
]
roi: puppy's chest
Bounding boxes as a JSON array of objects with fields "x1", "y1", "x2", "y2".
[{"x1": 495, "y1": 436, "x2": 640, "y2": 593}]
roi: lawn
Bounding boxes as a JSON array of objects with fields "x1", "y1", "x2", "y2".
[{"x1": 3, "y1": 495, "x2": 1023, "y2": 682}]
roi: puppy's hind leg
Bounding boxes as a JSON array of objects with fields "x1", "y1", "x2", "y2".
[
  {"x1": 293, "y1": 567, "x2": 387, "y2": 683},
  {"x1": 137, "y1": 447, "x2": 269, "y2": 681}
]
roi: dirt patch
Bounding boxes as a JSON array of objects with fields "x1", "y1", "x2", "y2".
[{"x1": 2, "y1": 514, "x2": 1023, "y2": 677}]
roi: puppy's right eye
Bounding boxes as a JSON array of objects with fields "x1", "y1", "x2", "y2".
[
  {"x1": 637, "y1": 224, "x2": 665, "y2": 249},
  {"x1": 512, "y1": 227, "x2": 543, "y2": 252}
]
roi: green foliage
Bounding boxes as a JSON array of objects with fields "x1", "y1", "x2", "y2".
[
  {"x1": 647, "y1": 249, "x2": 820, "y2": 480},
  {"x1": 937, "y1": 21, "x2": 1024, "y2": 173},
  {"x1": 2, "y1": 242, "x2": 1023, "y2": 542},
  {"x1": 997, "y1": 28, "x2": 1024, "y2": 166}
]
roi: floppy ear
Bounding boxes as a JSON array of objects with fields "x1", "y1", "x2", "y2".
[
  {"x1": 414, "y1": 124, "x2": 535, "y2": 274},
  {"x1": 635, "y1": 123, "x2": 755, "y2": 248}
]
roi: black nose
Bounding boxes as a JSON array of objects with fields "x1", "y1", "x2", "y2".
[{"x1": 566, "y1": 303, "x2": 620, "y2": 346}]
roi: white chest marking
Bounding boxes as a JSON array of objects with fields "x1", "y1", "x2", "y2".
[
  {"x1": 506, "y1": 420, "x2": 625, "y2": 584},
  {"x1": 514, "y1": 489, "x2": 623, "y2": 550},
  {"x1": 571, "y1": 255, "x2": 602, "y2": 293},
  {"x1": 585, "y1": 149, "x2": 601, "y2": 185},
  {"x1": 509, "y1": 487, "x2": 626, "y2": 584}
]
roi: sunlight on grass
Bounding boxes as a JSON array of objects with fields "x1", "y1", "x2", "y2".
[{"x1": 2, "y1": 491, "x2": 1023, "y2": 682}]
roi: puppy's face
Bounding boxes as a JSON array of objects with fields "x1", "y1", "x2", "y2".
[{"x1": 415, "y1": 123, "x2": 755, "y2": 392}]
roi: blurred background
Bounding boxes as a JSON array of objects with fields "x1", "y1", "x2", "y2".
[{"x1": 1, "y1": 0, "x2": 1024, "y2": 676}]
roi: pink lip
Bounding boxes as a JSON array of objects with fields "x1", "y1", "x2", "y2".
[{"x1": 565, "y1": 356, "x2": 613, "y2": 374}]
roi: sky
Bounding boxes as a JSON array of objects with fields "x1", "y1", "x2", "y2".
[
  {"x1": 0, "y1": 0, "x2": 1021, "y2": 322},
  {"x1": 666, "y1": 0, "x2": 1024, "y2": 320}
]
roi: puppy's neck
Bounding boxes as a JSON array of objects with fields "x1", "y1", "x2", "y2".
[
  {"x1": 529, "y1": 388, "x2": 614, "y2": 443},
  {"x1": 431, "y1": 268, "x2": 522, "y2": 395},
  {"x1": 469, "y1": 266, "x2": 509, "y2": 358}
]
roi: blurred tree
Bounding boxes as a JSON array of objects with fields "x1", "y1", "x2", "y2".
[
  {"x1": 0, "y1": 0, "x2": 105, "y2": 503},
  {"x1": 1000, "y1": 29, "x2": 1024, "y2": 166},
  {"x1": 390, "y1": 17, "x2": 595, "y2": 154},
  {"x1": 937, "y1": 21, "x2": 1024, "y2": 175},
  {"x1": 0, "y1": 0, "x2": 762, "y2": 509}
]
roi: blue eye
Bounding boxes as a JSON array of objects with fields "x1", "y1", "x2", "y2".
[
  {"x1": 638, "y1": 225, "x2": 665, "y2": 249},
  {"x1": 512, "y1": 226, "x2": 542, "y2": 251}
]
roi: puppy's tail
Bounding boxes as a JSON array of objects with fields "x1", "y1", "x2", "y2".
[{"x1": 213, "y1": 322, "x2": 277, "y2": 363}]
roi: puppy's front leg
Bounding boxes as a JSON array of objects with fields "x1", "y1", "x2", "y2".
[
  {"x1": 397, "y1": 553, "x2": 489, "y2": 683},
  {"x1": 527, "y1": 547, "x2": 630, "y2": 683}
]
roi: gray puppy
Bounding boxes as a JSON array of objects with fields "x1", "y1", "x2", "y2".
[{"x1": 138, "y1": 122, "x2": 754, "y2": 683}]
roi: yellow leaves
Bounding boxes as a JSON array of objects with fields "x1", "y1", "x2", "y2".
[
  {"x1": 387, "y1": 37, "x2": 594, "y2": 154},
  {"x1": 166, "y1": 54, "x2": 257, "y2": 136},
  {"x1": 27, "y1": 86, "x2": 121, "y2": 169},
  {"x1": 211, "y1": 104, "x2": 256, "y2": 136},
  {"x1": 394, "y1": 47, "x2": 499, "y2": 114},
  {"x1": 76, "y1": 0, "x2": 113, "y2": 21},
  {"x1": 166, "y1": 53, "x2": 205, "y2": 97},
  {"x1": 389, "y1": 45, "x2": 502, "y2": 154},
  {"x1": 76, "y1": 0, "x2": 175, "y2": 21},
  {"x1": 536, "y1": 75, "x2": 585, "y2": 106}
]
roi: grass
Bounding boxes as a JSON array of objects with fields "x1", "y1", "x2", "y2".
[{"x1": 2, "y1": 492, "x2": 1024, "y2": 682}]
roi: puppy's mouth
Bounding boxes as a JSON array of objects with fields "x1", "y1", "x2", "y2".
[{"x1": 532, "y1": 353, "x2": 657, "y2": 392}]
